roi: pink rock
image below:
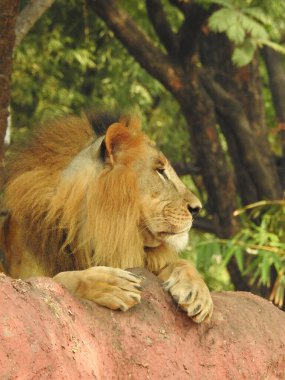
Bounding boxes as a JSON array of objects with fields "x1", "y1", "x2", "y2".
[{"x1": 0, "y1": 269, "x2": 284, "y2": 380}]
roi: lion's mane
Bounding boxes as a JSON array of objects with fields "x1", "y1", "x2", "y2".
[{"x1": 5, "y1": 114, "x2": 150, "y2": 276}]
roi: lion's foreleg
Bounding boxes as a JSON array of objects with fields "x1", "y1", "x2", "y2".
[
  {"x1": 157, "y1": 259, "x2": 213, "y2": 323},
  {"x1": 53, "y1": 267, "x2": 142, "y2": 311}
]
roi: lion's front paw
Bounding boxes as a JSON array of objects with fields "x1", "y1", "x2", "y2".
[
  {"x1": 163, "y1": 269, "x2": 213, "y2": 323},
  {"x1": 54, "y1": 267, "x2": 143, "y2": 312}
]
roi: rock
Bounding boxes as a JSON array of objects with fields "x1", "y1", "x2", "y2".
[{"x1": 0, "y1": 269, "x2": 284, "y2": 380}]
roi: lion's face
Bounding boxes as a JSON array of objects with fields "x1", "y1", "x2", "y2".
[{"x1": 134, "y1": 144, "x2": 202, "y2": 252}]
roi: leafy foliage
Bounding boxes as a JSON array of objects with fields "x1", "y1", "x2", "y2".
[
  {"x1": 12, "y1": 0, "x2": 190, "y2": 161},
  {"x1": 197, "y1": 0, "x2": 285, "y2": 66},
  {"x1": 230, "y1": 201, "x2": 285, "y2": 307},
  {"x1": 188, "y1": 201, "x2": 285, "y2": 307},
  {"x1": 182, "y1": 232, "x2": 234, "y2": 292}
]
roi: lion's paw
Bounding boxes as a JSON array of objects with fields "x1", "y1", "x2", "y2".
[
  {"x1": 54, "y1": 266, "x2": 143, "y2": 312},
  {"x1": 163, "y1": 270, "x2": 213, "y2": 323}
]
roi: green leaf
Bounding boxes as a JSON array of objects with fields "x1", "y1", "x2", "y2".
[
  {"x1": 239, "y1": 14, "x2": 268, "y2": 39},
  {"x1": 243, "y1": 257, "x2": 260, "y2": 276},
  {"x1": 243, "y1": 7, "x2": 271, "y2": 26},
  {"x1": 261, "y1": 253, "x2": 271, "y2": 287},
  {"x1": 226, "y1": 23, "x2": 246, "y2": 45},
  {"x1": 271, "y1": 255, "x2": 282, "y2": 271},
  {"x1": 232, "y1": 41, "x2": 256, "y2": 67},
  {"x1": 250, "y1": 266, "x2": 261, "y2": 286},
  {"x1": 208, "y1": 9, "x2": 238, "y2": 33},
  {"x1": 221, "y1": 243, "x2": 237, "y2": 267}
]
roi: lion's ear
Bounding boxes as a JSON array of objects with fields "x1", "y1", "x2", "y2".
[{"x1": 104, "y1": 122, "x2": 132, "y2": 164}]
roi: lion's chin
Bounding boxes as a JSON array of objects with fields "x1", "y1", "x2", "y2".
[
  {"x1": 164, "y1": 231, "x2": 189, "y2": 252},
  {"x1": 142, "y1": 226, "x2": 191, "y2": 251}
]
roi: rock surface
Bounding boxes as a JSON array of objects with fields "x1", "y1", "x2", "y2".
[{"x1": 0, "y1": 269, "x2": 285, "y2": 380}]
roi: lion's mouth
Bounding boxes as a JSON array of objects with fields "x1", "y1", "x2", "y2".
[
  {"x1": 142, "y1": 224, "x2": 191, "y2": 249},
  {"x1": 158, "y1": 227, "x2": 191, "y2": 237}
]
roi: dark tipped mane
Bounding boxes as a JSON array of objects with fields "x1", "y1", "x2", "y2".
[{"x1": 86, "y1": 110, "x2": 122, "y2": 136}]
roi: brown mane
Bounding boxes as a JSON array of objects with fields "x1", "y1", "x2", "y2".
[{"x1": 5, "y1": 115, "x2": 146, "y2": 275}]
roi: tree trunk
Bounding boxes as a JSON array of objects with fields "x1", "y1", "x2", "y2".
[
  {"x1": 175, "y1": 85, "x2": 238, "y2": 238},
  {"x1": 0, "y1": 0, "x2": 19, "y2": 189},
  {"x1": 199, "y1": 33, "x2": 283, "y2": 203},
  {"x1": 262, "y1": 47, "x2": 285, "y2": 188},
  {"x1": 174, "y1": 84, "x2": 249, "y2": 290}
]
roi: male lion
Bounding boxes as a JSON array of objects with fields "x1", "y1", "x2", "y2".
[{"x1": 1, "y1": 112, "x2": 213, "y2": 323}]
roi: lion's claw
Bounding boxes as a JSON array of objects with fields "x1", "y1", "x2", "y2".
[{"x1": 163, "y1": 269, "x2": 213, "y2": 323}]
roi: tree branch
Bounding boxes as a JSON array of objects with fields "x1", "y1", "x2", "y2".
[
  {"x1": 91, "y1": 0, "x2": 184, "y2": 94},
  {"x1": 169, "y1": 0, "x2": 190, "y2": 13},
  {"x1": 262, "y1": 47, "x2": 285, "y2": 122},
  {"x1": 193, "y1": 216, "x2": 220, "y2": 235},
  {"x1": 262, "y1": 46, "x2": 285, "y2": 188},
  {"x1": 172, "y1": 161, "x2": 200, "y2": 176},
  {"x1": 200, "y1": 69, "x2": 283, "y2": 199},
  {"x1": 180, "y1": 90, "x2": 239, "y2": 238},
  {"x1": 145, "y1": 0, "x2": 178, "y2": 55},
  {"x1": 15, "y1": 0, "x2": 56, "y2": 48},
  {"x1": 171, "y1": 1, "x2": 209, "y2": 66}
]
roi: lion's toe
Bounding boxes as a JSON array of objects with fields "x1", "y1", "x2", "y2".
[{"x1": 165, "y1": 272, "x2": 213, "y2": 323}]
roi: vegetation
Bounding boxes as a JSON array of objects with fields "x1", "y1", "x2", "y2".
[
  {"x1": 3, "y1": 0, "x2": 285, "y2": 307},
  {"x1": 189, "y1": 201, "x2": 285, "y2": 307}
]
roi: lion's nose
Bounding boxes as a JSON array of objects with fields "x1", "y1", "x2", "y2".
[
  {"x1": 186, "y1": 194, "x2": 202, "y2": 217},
  {"x1": 187, "y1": 204, "x2": 202, "y2": 217}
]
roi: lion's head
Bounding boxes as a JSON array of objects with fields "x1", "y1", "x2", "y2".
[
  {"x1": 5, "y1": 113, "x2": 201, "y2": 276},
  {"x1": 136, "y1": 138, "x2": 201, "y2": 253}
]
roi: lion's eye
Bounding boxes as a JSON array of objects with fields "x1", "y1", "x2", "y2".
[{"x1": 156, "y1": 168, "x2": 168, "y2": 180}]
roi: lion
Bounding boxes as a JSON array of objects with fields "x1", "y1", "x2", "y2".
[{"x1": 1, "y1": 112, "x2": 213, "y2": 323}]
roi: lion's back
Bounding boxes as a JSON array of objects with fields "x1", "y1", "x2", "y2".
[{"x1": 7, "y1": 116, "x2": 95, "y2": 180}]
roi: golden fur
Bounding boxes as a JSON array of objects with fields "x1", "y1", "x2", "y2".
[{"x1": 2, "y1": 113, "x2": 213, "y2": 322}]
